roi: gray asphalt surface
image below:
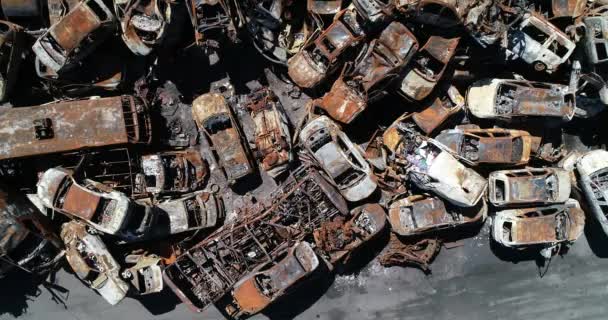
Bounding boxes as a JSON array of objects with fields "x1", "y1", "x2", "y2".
[{"x1": 3, "y1": 211, "x2": 608, "y2": 320}]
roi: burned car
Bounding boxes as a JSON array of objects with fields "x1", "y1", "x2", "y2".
[
  {"x1": 466, "y1": 79, "x2": 576, "y2": 121},
  {"x1": 398, "y1": 35, "x2": 459, "y2": 101},
  {"x1": 32, "y1": 0, "x2": 115, "y2": 72},
  {"x1": 122, "y1": 252, "x2": 164, "y2": 295},
  {"x1": 37, "y1": 168, "x2": 134, "y2": 236},
  {"x1": 492, "y1": 199, "x2": 585, "y2": 250},
  {"x1": 352, "y1": 0, "x2": 394, "y2": 25},
  {"x1": 162, "y1": 167, "x2": 347, "y2": 313},
  {"x1": 225, "y1": 241, "x2": 320, "y2": 318},
  {"x1": 317, "y1": 21, "x2": 418, "y2": 123},
  {"x1": 153, "y1": 191, "x2": 224, "y2": 234},
  {"x1": 61, "y1": 221, "x2": 129, "y2": 305},
  {"x1": 434, "y1": 125, "x2": 541, "y2": 166},
  {"x1": 245, "y1": 88, "x2": 292, "y2": 178},
  {"x1": 300, "y1": 116, "x2": 377, "y2": 202},
  {"x1": 488, "y1": 168, "x2": 571, "y2": 207},
  {"x1": 583, "y1": 12, "x2": 608, "y2": 65},
  {"x1": 0, "y1": 187, "x2": 61, "y2": 278},
  {"x1": 0, "y1": 95, "x2": 151, "y2": 161},
  {"x1": 114, "y1": 0, "x2": 172, "y2": 56},
  {"x1": 506, "y1": 12, "x2": 575, "y2": 72},
  {"x1": 411, "y1": 86, "x2": 464, "y2": 134},
  {"x1": 388, "y1": 195, "x2": 487, "y2": 236},
  {"x1": 138, "y1": 149, "x2": 208, "y2": 196},
  {"x1": 287, "y1": 9, "x2": 365, "y2": 88},
  {"x1": 0, "y1": 20, "x2": 25, "y2": 102},
  {"x1": 192, "y1": 93, "x2": 254, "y2": 184},
  {"x1": 339, "y1": 21, "x2": 419, "y2": 102},
  {"x1": 314, "y1": 203, "x2": 387, "y2": 266},
  {"x1": 185, "y1": 0, "x2": 240, "y2": 46},
  {"x1": 576, "y1": 149, "x2": 608, "y2": 235},
  {"x1": 383, "y1": 124, "x2": 487, "y2": 207}
]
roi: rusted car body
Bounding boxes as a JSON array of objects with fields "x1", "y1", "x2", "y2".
[
  {"x1": 114, "y1": 0, "x2": 171, "y2": 55},
  {"x1": 434, "y1": 125, "x2": 541, "y2": 166},
  {"x1": 154, "y1": 191, "x2": 224, "y2": 234},
  {"x1": 314, "y1": 203, "x2": 387, "y2": 265},
  {"x1": 383, "y1": 125, "x2": 487, "y2": 207},
  {"x1": 287, "y1": 9, "x2": 365, "y2": 88},
  {"x1": 32, "y1": 0, "x2": 115, "y2": 72},
  {"x1": 0, "y1": 20, "x2": 25, "y2": 102},
  {"x1": 61, "y1": 221, "x2": 129, "y2": 305},
  {"x1": 577, "y1": 149, "x2": 608, "y2": 235},
  {"x1": 488, "y1": 168, "x2": 571, "y2": 207},
  {"x1": 411, "y1": 86, "x2": 463, "y2": 134},
  {"x1": 352, "y1": 0, "x2": 394, "y2": 25},
  {"x1": 466, "y1": 79, "x2": 576, "y2": 121},
  {"x1": 246, "y1": 88, "x2": 292, "y2": 178},
  {"x1": 300, "y1": 116, "x2": 377, "y2": 202},
  {"x1": 398, "y1": 35, "x2": 459, "y2": 101},
  {"x1": 0, "y1": 95, "x2": 151, "y2": 161},
  {"x1": 411, "y1": 0, "x2": 461, "y2": 28},
  {"x1": 492, "y1": 199, "x2": 585, "y2": 248},
  {"x1": 185, "y1": 0, "x2": 240, "y2": 45},
  {"x1": 351, "y1": 22, "x2": 418, "y2": 96},
  {"x1": 225, "y1": 241, "x2": 320, "y2": 318},
  {"x1": 317, "y1": 21, "x2": 418, "y2": 123},
  {"x1": 388, "y1": 195, "x2": 486, "y2": 236},
  {"x1": 316, "y1": 78, "x2": 367, "y2": 124},
  {"x1": 37, "y1": 168, "x2": 134, "y2": 235},
  {"x1": 138, "y1": 149, "x2": 208, "y2": 196},
  {"x1": 584, "y1": 15, "x2": 608, "y2": 65},
  {"x1": 192, "y1": 93, "x2": 254, "y2": 183},
  {"x1": 379, "y1": 235, "x2": 441, "y2": 272},
  {"x1": 307, "y1": 0, "x2": 342, "y2": 15},
  {"x1": 162, "y1": 167, "x2": 347, "y2": 312},
  {"x1": 0, "y1": 188, "x2": 61, "y2": 278},
  {"x1": 506, "y1": 12, "x2": 575, "y2": 72},
  {"x1": 123, "y1": 252, "x2": 164, "y2": 295}
]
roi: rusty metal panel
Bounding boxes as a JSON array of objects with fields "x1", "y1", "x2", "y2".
[
  {"x1": 412, "y1": 96, "x2": 460, "y2": 134},
  {"x1": 50, "y1": 5, "x2": 102, "y2": 52},
  {"x1": 62, "y1": 184, "x2": 101, "y2": 221},
  {"x1": 317, "y1": 78, "x2": 367, "y2": 124},
  {"x1": 0, "y1": 96, "x2": 141, "y2": 160},
  {"x1": 399, "y1": 36, "x2": 459, "y2": 100}
]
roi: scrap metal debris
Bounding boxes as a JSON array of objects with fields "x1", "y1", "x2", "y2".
[{"x1": 0, "y1": 0, "x2": 607, "y2": 318}]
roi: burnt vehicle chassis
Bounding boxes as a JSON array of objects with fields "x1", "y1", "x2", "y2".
[{"x1": 162, "y1": 166, "x2": 348, "y2": 312}]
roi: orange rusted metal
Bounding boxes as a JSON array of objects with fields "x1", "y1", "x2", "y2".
[
  {"x1": 0, "y1": 96, "x2": 151, "y2": 161},
  {"x1": 317, "y1": 78, "x2": 367, "y2": 124}
]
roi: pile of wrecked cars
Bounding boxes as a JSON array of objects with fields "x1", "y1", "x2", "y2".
[{"x1": 1, "y1": 0, "x2": 608, "y2": 318}]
